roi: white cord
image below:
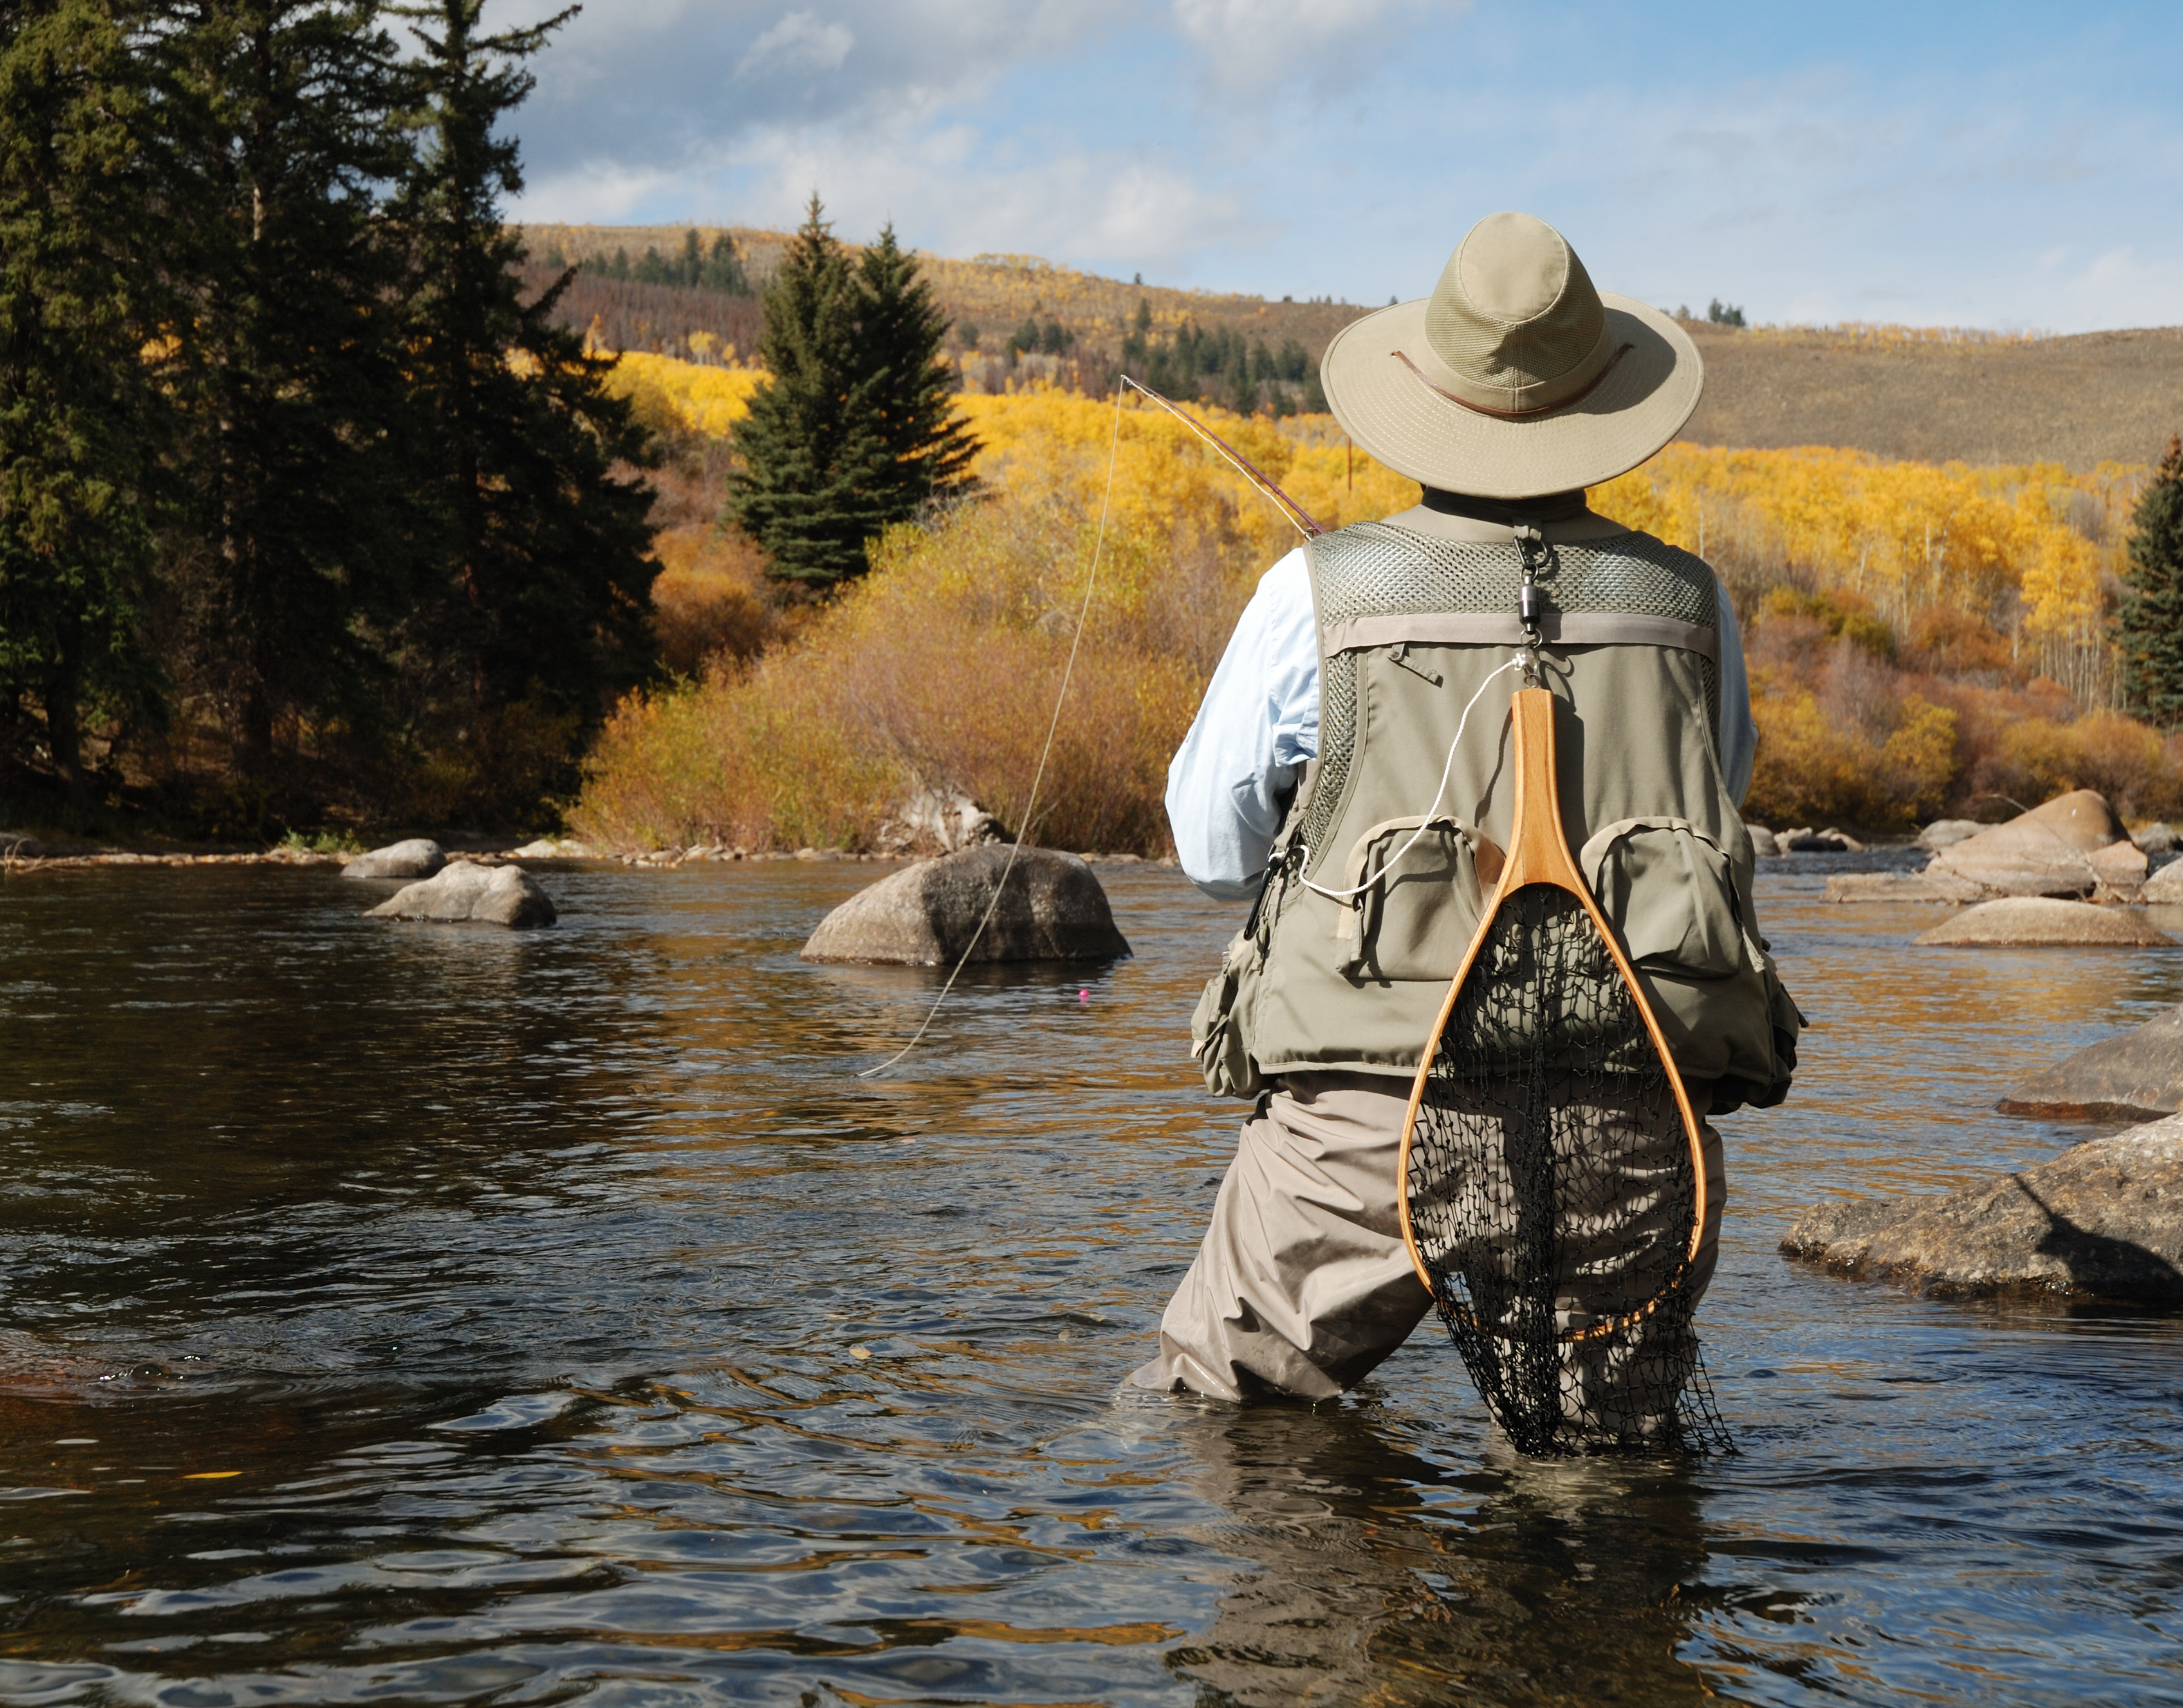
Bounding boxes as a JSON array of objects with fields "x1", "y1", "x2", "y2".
[{"x1": 1295, "y1": 655, "x2": 1522, "y2": 902}]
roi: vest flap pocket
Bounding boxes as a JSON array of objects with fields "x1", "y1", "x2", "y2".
[
  {"x1": 1337, "y1": 814, "x2": 1501, "y2": 983},
  {"x1": 1578, "y1": 816, "x2": 1746, "y2": 980}
]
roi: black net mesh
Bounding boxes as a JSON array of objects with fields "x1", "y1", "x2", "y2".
[{"x1": 1407, "y1": 886, "x2": 1733, "y2": 1457}]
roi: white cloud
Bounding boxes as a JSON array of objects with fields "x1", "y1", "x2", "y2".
[{"x1": 735, "y1": 10, "x2": 855, "y2": 81}]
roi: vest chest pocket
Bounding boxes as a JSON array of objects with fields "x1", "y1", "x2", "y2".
[
  {"x1": 1335, "y1": 814, "x2": 1503, "y2": 982},
  {"x1": 1577, "y1": 816, "x2": 1748, "y2": 979}
]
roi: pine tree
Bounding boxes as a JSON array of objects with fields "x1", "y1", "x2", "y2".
[
  {"x1": 728, "y1": 196, "x2": 893, "y2": 591},
  {"x1": 2118, "y1": 435, "x2": 2183, "y2": 726},
  {"x1": 854, "y1": 222, "x2": 976, "y2": 522},
  {"x1": 0, "y1": 0, "x2": 164, "y2": 816},
  {"x1": 155, "y1": 0, "x2": 416, "y2": 809},
  {"x1": 393, "y1": 0, "x2": 657, "y2": 813}
]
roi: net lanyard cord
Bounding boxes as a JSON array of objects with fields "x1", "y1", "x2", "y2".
[
  {"x1": 1294, "y1": 654, "x2": 1524, "y2": 902},
  {"x1": 855, "y1": 388, "x2": 1126, "y2": 1080}
]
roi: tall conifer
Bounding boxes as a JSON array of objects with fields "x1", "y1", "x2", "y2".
[
  {"x1": 156, "y1": 0, "x2": 415, "y2": 806},
  {"x1": 2118, "y1": 435, "x2": 2183, "y2": 726},
  {"x1": 855, "y1": 223, "x2": 976, "y2": 519},
  {"x1": 0, "y1": 0, "x2": 163, "y2": 815},
  {"x1": 728, "y1": 196, "x2": 891, "y2": 591},
  {"x1": 394, "y1": 0, "x2": 656, "y2": 811}
]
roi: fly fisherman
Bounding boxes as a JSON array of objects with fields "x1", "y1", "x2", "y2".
[{"x1": 1127, "y1": 212, "x2": 1801, "y2": 1426}]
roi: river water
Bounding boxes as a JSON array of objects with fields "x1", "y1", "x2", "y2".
[{"x1": 1, "y1": 855, "x2": 2180, "y2": 1705}]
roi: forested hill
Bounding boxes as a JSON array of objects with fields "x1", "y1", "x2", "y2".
[{"x1": 523, "y1": 223, "x2": 2183, "y2": 472}]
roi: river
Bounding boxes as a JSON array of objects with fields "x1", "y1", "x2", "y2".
[{"x1": 0, "y1": 855, "x2": 2178, "y2": 1705}]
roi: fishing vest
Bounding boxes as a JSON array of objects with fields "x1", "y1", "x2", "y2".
[{"x1": 1196, "y1": 519, "x2": 1800, "y2": 1111}]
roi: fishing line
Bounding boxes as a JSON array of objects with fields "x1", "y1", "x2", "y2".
[{"x1": 856, "y1": 386, "x2": 1127, "y2": 1079}]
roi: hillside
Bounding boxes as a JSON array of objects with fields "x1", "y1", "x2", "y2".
[
  {"x1": 1680, "y1": 321, "x2": 2183, "y2": 471},
  {"x1": 520, "y1": 224, "x2": 2182, "y2": 471}
]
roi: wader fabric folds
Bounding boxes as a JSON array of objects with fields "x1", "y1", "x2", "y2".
[{"x1": 1128, "y1": 1072, "x2": 1725, "y2": 1414}]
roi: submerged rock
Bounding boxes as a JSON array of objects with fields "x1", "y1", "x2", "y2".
[
  {"x1": 1781, "y1": 1116, "x2": 2183, "y2": 1302},
  {"x1": 1917, "y1": 817, "x2": 1985, "y2": 852},
  {"x1": 1826, "y1": 870, "x2": 1986, "y2": 904},
  {"x1": 1999, "y1": 1006, "x2": 2183, "y2": 1122},
  {"x1": 343, "y1": 838, "x2": 445, "y2": 881},
  {"x1": 801, "y1": 844, "x2": 1130, "y2": 965},
  {"x1": 365, "y1": 860, "x2": 556, "y2": 928},
  {"x1": 1913, "y1": 897, "x2": 2175, "y2": 947}
]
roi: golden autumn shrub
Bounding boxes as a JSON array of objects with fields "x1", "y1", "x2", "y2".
[{"x1": 575, "y1": 350, "x2": 2175, "y2": 848}]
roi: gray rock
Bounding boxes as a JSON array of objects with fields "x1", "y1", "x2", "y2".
[
  {"x1": 1913, "y1": 897, "x2": 2176, "y2": 947},
  {"x1": 1745, "y1": 824, "x2": 1780, "y2": 857},
  {"x1": 0, "y1": 833, "x2": 42, "y2": 859},
  {"x1": 1780, "y1": 1116, "x2": 2183, "y2": 1302},
  {"x1": 365, "y1": 860, "x2": 556, "y2": 928},
  {"x1": 1998, "y1": 1006, "x2": 2183, "y2": 1121},
  {"x1": 1917, "y1": 817, "x2": 1985, "y2": 852},
  {"x1": 343, "y1": 838, "x2": 445, "y2": 880},
  {"x1": 875, "y1": 787, "x2": 1009, "y2": 855},
  {"x1": 510, "y1": 837, "x2": 591, "y2": 859},
  {"x1": 801, "y1": 844, "x2": 1130, "y2": 965},
  {"x1": 1783, "y1": 826, "x2": 1864, "y2": 853},
  {"x1": 1927, "y1": 788, "x2": 2127, "y2": 897},
  {"x1": 1825, "y1": 870, "x2": 1986, "y2": 904},
  {"x1": 2144, "y1": 860, "x2": 2183, "y2": 905},
  {"x1": 2135, "y1": 822, "x2": 2179, "y2": 856}
]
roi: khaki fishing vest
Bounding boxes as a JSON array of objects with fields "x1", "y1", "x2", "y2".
[{"x1": 1203, "y1": 519, "x2": 1799, "y2": 1111}]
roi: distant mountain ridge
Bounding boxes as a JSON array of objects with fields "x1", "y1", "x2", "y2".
[{"x1": 521, "y1": 224, "x2": 2182, "y2": 472}]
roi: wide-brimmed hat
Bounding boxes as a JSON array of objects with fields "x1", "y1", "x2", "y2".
[{"x1": 1320, "y1": 212, "x2": 1702, "y2": 499}]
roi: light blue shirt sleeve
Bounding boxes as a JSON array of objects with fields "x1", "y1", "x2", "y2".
[
  {"x1": 1715, "y1": 582, "x2": 1756, "y2": 809},
  {"x1": 1165, "y1": 550, "x2": 1321, "y2": 900}
]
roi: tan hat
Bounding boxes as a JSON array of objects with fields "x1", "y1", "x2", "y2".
[{"x1": 1320, "y1": 212, "x2": 1702, "y2": 499}]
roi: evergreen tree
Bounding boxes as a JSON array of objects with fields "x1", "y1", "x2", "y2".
[
  {"x1": 728, "y1": 196, "x2": 892, "y2": 591},
  {"x1": 393, "y1": 0, "x2": 657, "y2": 810},
  {"x1": 155, "y1": 0, "x2": 416, "y2": 806},
  {"x1": 2118, "y1": 435, "x2": 2183, "y2": 726},
  {"x1": 0, "y1": 0, "x2": 163, "y2": 815},
  {"x1": 855, "y1": 222, "x2": 976, "y2": 519}
]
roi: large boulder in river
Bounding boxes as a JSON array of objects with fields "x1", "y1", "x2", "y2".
[
  {"x1": 365, "y1": 860, "x2": 556, "y2": 928},
  {"x1": 2142, "y1": 860, "x2": 2183, "y2": 905},
  {"x1": 1917, "y1": 817, "x2": 1985, "y2": 852},
  {"x1": 801, "y1": 845, "x2": 1129, "y2": 965},
  {"x1": 343, "y1": 838, "x2": 445, "y2": 880},
  {"x1": 1927, "y1": 789, "x2": 2130, "y2": 897},
  {"x1": 1998, "y1": 1006, "x2": 2183, "y2": 1121},
  {"x1": 1780, "y1": 1116, "x2": 2183, "y2": 1302},
  {"x1": 1912, "y1": 897, "x2": 2175, "y2": 947}
]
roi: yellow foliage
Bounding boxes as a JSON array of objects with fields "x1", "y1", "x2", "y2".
[
  {"x1": 602, "y1": 351, "x2": 764, "y2": 437},
  {"x1": 1589, "y1": 444, "x2": 2112, "y2": 647}
]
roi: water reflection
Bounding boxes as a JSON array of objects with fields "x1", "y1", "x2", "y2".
[{"x1": 0, "y1": 857, "x2": 2180, "y2": 1702}]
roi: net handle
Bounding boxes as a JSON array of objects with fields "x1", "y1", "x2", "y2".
[{"x1": 1395, "y1": 685, "x2": 1711, "y2": 1337}]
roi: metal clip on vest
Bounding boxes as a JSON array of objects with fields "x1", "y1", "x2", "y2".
[{"x1": 1513, "y1": 525, "x2": 1547, "y2": 686}]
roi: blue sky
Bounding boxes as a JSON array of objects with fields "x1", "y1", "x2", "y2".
[{"x1": 506, "y1": 0, "x2": 2182, "y2": 333}]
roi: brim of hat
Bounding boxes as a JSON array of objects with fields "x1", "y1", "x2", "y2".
[{"x1": 1320, "y1": 292, "x2": 1702, "y2": 499}]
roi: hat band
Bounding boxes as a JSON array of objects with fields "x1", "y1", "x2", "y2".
[{"x1": 1392, "y1": 342, "x2": 1634, "y2": 422}]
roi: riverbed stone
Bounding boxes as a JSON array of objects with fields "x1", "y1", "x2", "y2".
[
  {"x1": 365, "y1": 860, "x2": 556, "y2": 928},
  {"x1": 1913, "y1": 897, "x2": 2176, "y2": 947},
  {"x1": 1781, "y1": 827, "x2": 1864, "y2": 853},
  {"x1": 1746, "y1": 824, "x2": 1780, "y2": 857},
  {"x1": 2142, "y1": 861, "x2": 2183, "y2": 905},
  {"x1": 343, "y1": 838, "x2": 445, "y2": 880},
  {"x1": 2135, "y1": 823, "x2": 2179, "y2": 856},
  {"x1": 0, "y1": 832, "x2": 41, "y2": 858},
  {"x1": 1780, "y1": 1115, "x2": 2183, "y2": 1301},
  {"x1": 1918, "y1": 818, "x2": 1985, "y2": 852},
  {"x1": 801, "y1": 844, "x2": 1130, "y2": 965},
  {"x1": 1927, "y1": 789, "x2": 2127, "y2": 897},
  {"x1": 1997, "y1": 1006, "x2": 2183, "y2": 1121},
  {"x1": 1825, "y1": 869, "x2": 1987, "y2": 904}
]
